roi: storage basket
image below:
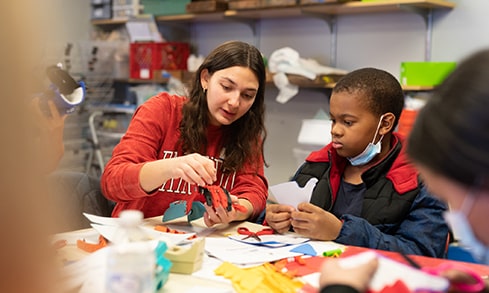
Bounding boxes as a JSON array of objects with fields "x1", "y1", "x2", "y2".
[
  {"x1": 129, "y1": 42, "x2": 162, "y2": 79},
  {"x1": 129, "y1": 42, "x2": 190, "y2": 79},
  {"x1": 160, "y1": 42, "x2": 190, "y2": 71}
]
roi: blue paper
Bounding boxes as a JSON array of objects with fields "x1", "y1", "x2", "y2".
[{"x1": 290, "y1": 243, "x2": 317, "y2": 256}]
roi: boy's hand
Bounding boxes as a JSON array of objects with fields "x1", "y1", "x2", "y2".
[
  {"x1": 291, "y1": 202, "x2": 343, "y2": 240},
  {"x1": 265, "y1": 204, "x2": 295, "y2": 234}
]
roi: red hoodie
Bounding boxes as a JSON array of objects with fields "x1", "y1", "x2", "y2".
[{"x1": 101, "y1": 92, "x2": 268, "y2": 219}]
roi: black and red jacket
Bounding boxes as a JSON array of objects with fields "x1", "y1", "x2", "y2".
[{"x1": 292, "y1": 133, "x2": 449, "y2": 257}]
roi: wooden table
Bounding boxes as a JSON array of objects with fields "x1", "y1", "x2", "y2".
[
  {"x1": 56, "y1": 216, "x2": 489, "y2": 292},
  {"x1": 56, "y1": 216, "x2": 270, "y2": 292}
]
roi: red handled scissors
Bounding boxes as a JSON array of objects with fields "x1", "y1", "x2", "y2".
[{"x1": 237, "y1": 227, "x2": 274, "y2": 242}]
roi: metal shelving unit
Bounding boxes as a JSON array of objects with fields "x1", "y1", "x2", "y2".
[{"x1": 90, "y1": 1, "x2": 455, "y2": 93}]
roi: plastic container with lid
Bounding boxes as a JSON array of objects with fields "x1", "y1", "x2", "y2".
[{"x1": 106, "y1": 210, "x2": 155, "y2": 293}]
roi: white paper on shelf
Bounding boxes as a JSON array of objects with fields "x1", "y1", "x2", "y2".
[
  {"x1": 125, "y1": 15, "x2": 163, "y2": 42},
  {"x1": 297, "y1": 119, "x2": 332, "y2": 146}
]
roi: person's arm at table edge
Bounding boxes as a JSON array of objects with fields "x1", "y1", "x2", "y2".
[{"x1": 320, "y1": 284, "x2": 360, "y2": 293}]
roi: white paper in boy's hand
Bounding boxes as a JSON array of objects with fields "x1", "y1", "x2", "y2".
[{"x1": 269, "y1": 178, "x2": 318, "y2": 209}]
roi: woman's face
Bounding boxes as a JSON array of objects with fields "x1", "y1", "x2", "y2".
[
  {"x1": 200, "y1": 66, "x2": 258, "y2": 126},
  {"x1": 416, "y1": 164, "x2": 489, "y2": 246}
]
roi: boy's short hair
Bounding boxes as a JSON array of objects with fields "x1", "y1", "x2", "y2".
[{"x1": 333, "y1": 67, "x2": 404, "y2": 130}]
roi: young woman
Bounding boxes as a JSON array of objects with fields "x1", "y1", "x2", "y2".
[{"x1": 101, "y1": 41, "x2": 268, "y2": 226}]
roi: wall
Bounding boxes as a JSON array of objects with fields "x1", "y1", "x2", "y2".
[
  {"x1": 41, "y1": 0, "x2": 91, "y2": 55},
  {"x1": 59, "y1": 0, "x2": 488, "y2": 184},
  {"x1": 184, "y1": 0, "x2": 489, "y2": 185},
  {"x1": 53, "y1": 0, "x2": 92, "y2": 42}
]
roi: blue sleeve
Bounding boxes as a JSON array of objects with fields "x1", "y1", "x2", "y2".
[{"x1": 335, "y1": 186, "x2": 449, "y2": 258}]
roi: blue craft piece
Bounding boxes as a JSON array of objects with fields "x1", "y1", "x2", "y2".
[
  {"x1": 188, "y1": 201, "x2": 206, "y2": 222},
  {"x1": 290, "y1": 243, "x2": 317, "y2": 256},
  {"x1": 162, "y1": 201, "x2": 188, "y2": 222},
  {"x1": 154, "y1": 241, "x2": 172, "y2": 291}
]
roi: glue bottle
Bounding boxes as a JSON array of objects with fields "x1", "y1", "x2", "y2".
[{"x1": 106, "y1": 210, "x2": 155, "y2": 293}]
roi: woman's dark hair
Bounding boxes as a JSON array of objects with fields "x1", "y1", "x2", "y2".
[
  {"x1": 178, "y1": 40, "x2": 267, "y2": 172},
  {"x1": 333, "y1": 67, "x2": 405, "y2": 130},
  {"x1": 407, "y1": 49, "x2": 489, "y2": 187}
]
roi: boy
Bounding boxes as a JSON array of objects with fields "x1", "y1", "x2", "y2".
[{"x1": 265, "y1": 68, "x2": 449, "y2": 257}]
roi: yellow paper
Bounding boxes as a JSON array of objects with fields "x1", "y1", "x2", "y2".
[{"x1": 215, "y1": 262, "x2": 303, "y2": 293}]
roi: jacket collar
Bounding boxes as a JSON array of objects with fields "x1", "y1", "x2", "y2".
[{"x1": 305, "y1": 133, "x2": 419, "y2": 194}]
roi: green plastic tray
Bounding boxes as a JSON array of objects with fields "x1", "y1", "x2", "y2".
[{"x1": 400, "y1": 62, "x2": 456, "y2": 86}]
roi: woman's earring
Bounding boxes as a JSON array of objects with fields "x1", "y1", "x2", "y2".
[{"x1": 203, "y1": 88, "x2": 207, "y2": 95}]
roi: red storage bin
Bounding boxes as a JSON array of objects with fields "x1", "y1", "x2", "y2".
[
  {"x1": 397, "y1": 109, "x2": 418, "y2": 137},
  {"x1": 161, "y1": 42, "x2": 189, "y2": 71},
  {"x1": 130, "y1": 42, "x2": 190, "y2": 79},
  {"x1": 130, "y1": 42, "x2": 162, "y2": 80}
]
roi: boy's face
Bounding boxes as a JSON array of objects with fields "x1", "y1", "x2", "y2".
[{"x1": 329, "y1": 91, "x2": 381, "y2": 159}]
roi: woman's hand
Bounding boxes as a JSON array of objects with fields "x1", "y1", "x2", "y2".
[
  {"x1": 203, "y1": 195, "x2": 252, "y2": 227},
  {"x1": 169, "y1": 153, "x2": 217, "y2": 186},
  {"x1": 291, "y1": 202, "x2": 343, "y2": 240},
  {"x1": 139, "y1": 153, "x2": 217, "y2": 192},
  {"x1": 319, "y1": 257, "x2": 378, "y2": 293},
  {"x1": 265, "y1": 203, "x2": 295, "y2": 234}
]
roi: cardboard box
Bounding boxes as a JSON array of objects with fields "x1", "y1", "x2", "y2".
[
  {"x1": 228, "y1": 0, "x2": 298, "y2": 10},
  {"x1": 301, "y1": 0, "x2": 358, "y2": 3},
  {"x1": 91, "y1": 3, "x2": 112, "y2": 19},
  {"x1": 92, "y1": 0, "x2": 111, "y2": 4},
  {"x1": 153, "y1": 70, "x2": 184, "y2": 82},
  {"x1": 400, "y1": 62, "x2": 456, "y2": 86},
  {"x1": 186, "y1": 1, "x2": 229, "y2": 13}
]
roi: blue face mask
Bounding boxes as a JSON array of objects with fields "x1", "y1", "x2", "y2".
[
  {"x1": 444, "y1": 195, "x2": 489, "y2": 265},
  {"x1": 347, "y1": 115, "x2": 384, "y2": 166}
]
